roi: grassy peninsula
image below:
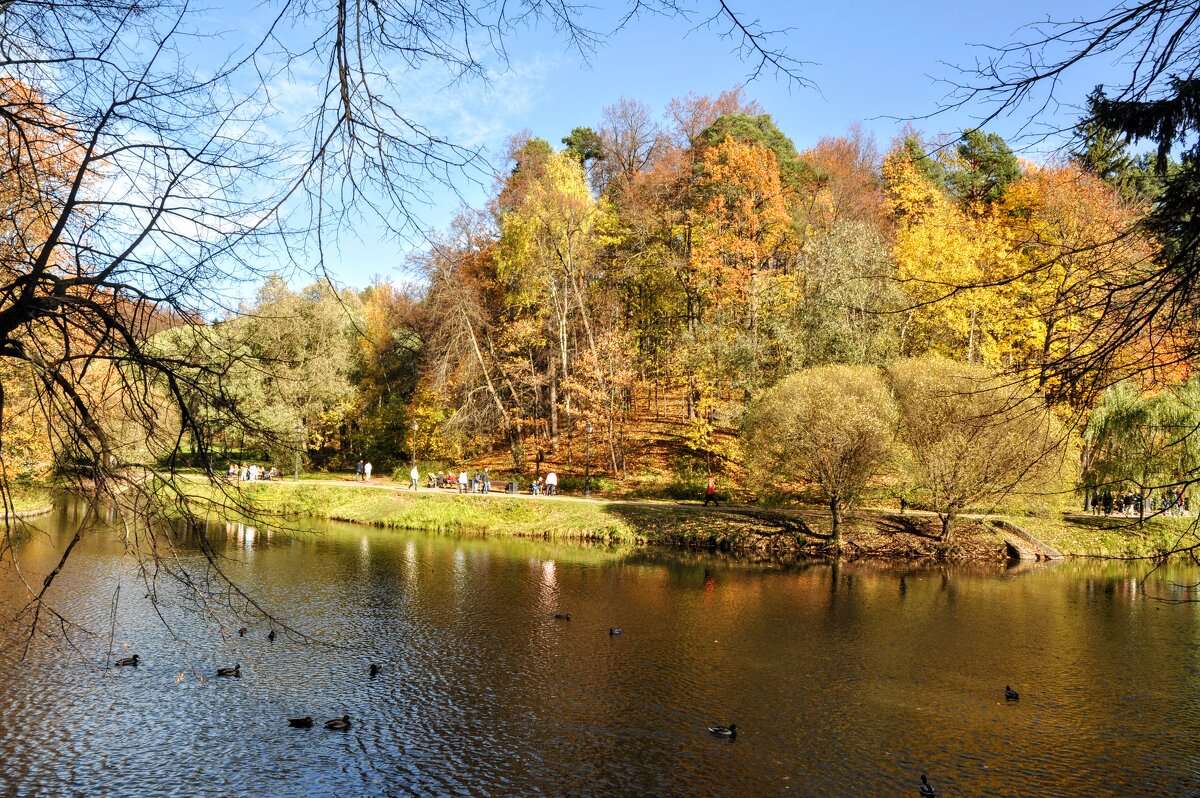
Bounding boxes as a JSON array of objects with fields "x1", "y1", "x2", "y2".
[{"x1": 188, "y1": 479, "x2": 1200, "y2": 562}]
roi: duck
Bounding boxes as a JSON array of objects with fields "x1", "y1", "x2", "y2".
[
  {"x1": 708, "y1": 724, "x2": 737, "y2": 739},
  {"x1": 268, "y1": 629, "x2": 276, "y2": 642},
  {"x1": 216, "y1": 664, "x2": 241, "y2": 678},
  {"x1": 609, "y1": 627, "x2": 622, "y2": 635},
  {"x1": 369, "y1": 663, "x2": 382, "y2": 677},
  {"x1": 919, "y1": 774, "x2": 936, "y2": 797},
  {"x1": 237, "y1": 627, "x2": 247, "y2": 637},
  {"x1": 554, "y1": 613, "x2": 571, "y2": 621},
  {"x1": 324, "y1": 714, "x2": 351, "y2": 730},
  {"x1": 1004, "y1": 685, "x2": 1020, "y2": 701},
  {"x1": 288, "y1": 716, "x2": 315, "y2": 728},
  {"x1": 114, "y1": 654, "x2": 140, "y2": 667}
]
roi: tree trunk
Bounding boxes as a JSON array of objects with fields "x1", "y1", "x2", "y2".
[
  {"x1": 940, "y1": 514, "x2": 954, "y2": 545},
  {"x1": 549, "y1": 358, "x2": 558, "y2": 451},
  {"x1": 829, "y1": 497, "x2": 842, "y2": 550}
]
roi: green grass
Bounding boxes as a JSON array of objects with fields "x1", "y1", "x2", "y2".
[
  {"x1": 8, "y1": 484, "x2": 54, "y2": 515},
  {"x1": 1015, "y1": 514, "x2": 1200, "y2": 559},
  {"x1": 193, "y1": 482, "x2": 643, "y2": 543},
  {"x1": 171, "y1": 476, "x2": 1200, "y2": 562}
]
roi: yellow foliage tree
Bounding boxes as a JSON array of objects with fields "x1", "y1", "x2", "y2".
[
  {"x1": 997, "y1": 164, "x2": 1161, "y2": 403},
  {"x1": 884, "y1": 145, "x2": 1025, "y2": 366},
  {"x1": 689, "y1": 136, "x2": 801, "y2": 392}
]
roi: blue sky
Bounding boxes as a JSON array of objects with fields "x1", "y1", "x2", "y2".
[{"x1": 291, "y1": 1, "x2": 1122, "y2": 288}]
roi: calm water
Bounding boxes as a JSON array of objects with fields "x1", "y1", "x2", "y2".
[{"x1": 2, "y1": 501, "x2": 1200, "y2": 797}]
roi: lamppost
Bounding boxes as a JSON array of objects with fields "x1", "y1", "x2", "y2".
[
  {"x1": 294, "y1": 422, "x2": 302, "y2": 482},
  {"x1": 410, "y1": 421, "x2": 419, "y2": 471},
  {"x1": 584, "y1": 421, "x2": 593, "y2": 497}
]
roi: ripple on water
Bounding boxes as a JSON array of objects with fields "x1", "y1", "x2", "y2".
[{"x1": 4, "y1": 518, "x2": 1200, "y2": 796}]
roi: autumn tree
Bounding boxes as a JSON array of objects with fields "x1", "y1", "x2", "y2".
[
  {"x1": 495, "y1": 138, "x2": 608, "y2": 456},
  {"x1": 889, "y1": 358, "x2": 1067, "y2": 544},
  {"x1": 995, "y1": 164, "x2": 1158, "y2": 404},
  {"x1": 689, "y1": 134, "x2": 799, "y2": 393},
  {"x1": 353, "y1": 280, "x2": 423, "y2": 470},
  {"x1": 884, "y1": 140, "x2": 1021, "y2": 364},
  {"x1": 417, "y1": 210, "x2": 525, "y2": 464},
  {"x1": 802, "y1": 127, "x2": 889, "y2": 232},
  {"x1": 948, "y1": 1, "x2": 1200, "y2": 392},
  {"x1": 743, "y1": 365, "x2": 898, "y2": 547}
]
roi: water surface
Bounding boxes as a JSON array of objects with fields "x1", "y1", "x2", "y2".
[{"x1": 1, "y1": 502, "x2": 1199, "y2": 796}]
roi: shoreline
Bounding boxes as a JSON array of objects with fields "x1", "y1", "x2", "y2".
[
  {"x1": 182, "y1": 478, "x2": 1200, "y2": 563},
  {"x1": 3, "y1": 503, "x2": 55, "y2": 521}
]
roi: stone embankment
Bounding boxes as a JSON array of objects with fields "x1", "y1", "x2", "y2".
[{"x1": 988, "y1": 518, "x2": 1064, "y2": 561}]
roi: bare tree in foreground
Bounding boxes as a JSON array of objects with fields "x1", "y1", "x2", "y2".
[{"x1": 0, "y1": 0, "x2": 809, "y2": 657}]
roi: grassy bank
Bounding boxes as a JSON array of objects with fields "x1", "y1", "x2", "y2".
[
  {"x1": 7, "y1": 484, "x2": 55, "y2": 516},
  {"x1": 1016, "y1": 514, "x2": 1200, "y2": 559},
  {"x1": 199, "y1": 482, "x2": 644, "y2": 543},
  {"x1": 181, "y1": 479, "x2": 1200, "y2": 561},
  {"x1": 190, "y1": 481, "x2": 816, "y2": 551}
]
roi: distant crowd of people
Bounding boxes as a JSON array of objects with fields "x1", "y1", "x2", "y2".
[
  {"x1": 1090, "y1": 488, "x2": 1189, "y2": 517},
  {"x1": 227, "y1": 463, "x2": 279, "y2": 481},
  {"x1": 421, "y1": 469, "x2": 560, "y2": 496}
]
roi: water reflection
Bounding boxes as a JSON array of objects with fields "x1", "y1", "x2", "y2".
[{"x1": 0, "y1": 504, "x2": 1198, "y2": 796}]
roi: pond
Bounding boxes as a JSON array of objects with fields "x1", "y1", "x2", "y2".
[{"x1": 1, "y1": 501, "x2": 1199, "y2": 796}]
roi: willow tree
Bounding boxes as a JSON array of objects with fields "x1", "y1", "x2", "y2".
[{"x1": 1085, "y1": 380, "x2": 1200, "y2": 521}]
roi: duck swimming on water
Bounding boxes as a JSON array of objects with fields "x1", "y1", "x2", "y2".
[
  {"x1": 288, "y1": 717, "x2": 314, "y2": 728},
  {"x1": 707, "y1": 724, "x2": 737, "y2": 739},
  {"x1": 217, "y1": 664, "x2": 241, "y2": 678},
  {"x1": 115, "y1": 654, "x2": 140, "y2": 667},
  {"x1": 369, "y1": 663, "x2": 382, "y2": 677},
  {"x1": 324, "y1": 714, "x2": 351, "y2": 730},
  {"x1": 1004, "y1": 685, "x2": 1020, "y2": 701}
]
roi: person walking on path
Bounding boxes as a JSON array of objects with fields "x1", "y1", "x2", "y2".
[
  {"x1": 364, "y1": 461, "x2": 373, "y2": 480},
  {"x1": 545, "y1": 471, "x2": 558, "y2": 496},
  {"x1": 410, "y1": 465, "x2": 419, "y2": 490},
  {"x1": 355, "y1": 460, "x2": 364, "y2": 481},
  {"x1": 457, "y1": 470, "x2": 468, "y2": 493},
  {"x1": 703, "y1": 475, "x2": 718, "y2": 506}
]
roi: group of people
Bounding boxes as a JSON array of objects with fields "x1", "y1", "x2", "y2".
[
  {"x1": 530, "y1": 471, "x2": 558, "y2": 496},
  {"x1": 354, "y1": 460, "x2": 374, "y2": 481},
  {"x1": 427, "y1": 470, "x2": 493, "y2": 493},
  {"x1": 1091, "y1": 488, "x2": 1189, "y2": 517},
  {"x1": 227, "y1": 463, "x2": 279, "y2": 481},
  {"x1": 420, "y1": 469, "x2": 563, "y2": 496}
]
